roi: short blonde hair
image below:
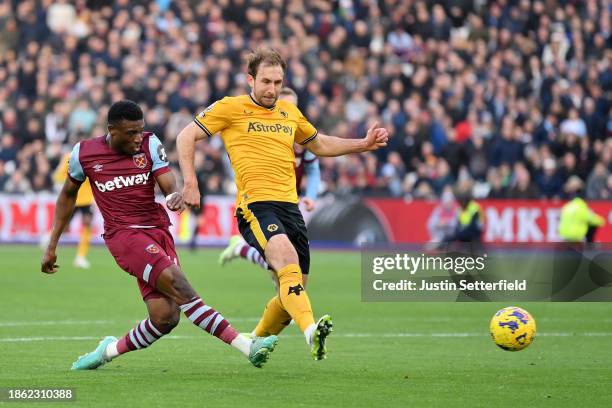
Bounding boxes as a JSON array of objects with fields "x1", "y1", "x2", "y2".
[{"x1": 246, "y1": 47, "x2": 286, "y2": 78}]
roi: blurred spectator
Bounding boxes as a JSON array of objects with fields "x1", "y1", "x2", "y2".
[
  {"x1": 507, "y1": 163, "x2": 540, "y2": 199},
  {"x1": 0, "y1": 160, "x2": 9, "y2": 190},
  {"x1": 431, "y1": 158, "x2": 455, "y2": 195},
  {"x1": 560, "y1": 108, "x2": 587, "y2": 139},
  {"x1": 68, "y1": 100, "x2": 97, "y2": 136},
  {"x1": 0, "y1": 0, "x2": 609, "y2": 201},
  {"x1": 465, "y1": 134, "x2": 488, "y2": 181},
  {"x1": 537, "y1": 158, "x2": 564, "y2": 199},
  {"x1": 490, "y1": 117, "x2": 524, "y2": 167},
  {"x1": 427, "y1": 186, "x2": 459, "y2": 242},
  {"x1": 45, "y1": 102, "x2": 70, "y2": 144},
  {"x1": 47, "y1": 0, "x2": 76, "y2": 35},
  {"x1": 586, "y1": 162, "x2": 611, "y2": 200},
  {"x1": 486, "y1": 168, "x2": 506, "y2": 199},
  {"x1": 380, "y1": 151, "x2": 405, "y2": 197},
  {"x1": 0, "y1": 133, "x2": 18, "y2": 163},
  {"x1": 4, "y1": 169, "x2": 31, "y2": 194},
  {"x1": 344, "y1": 90, "x2": 370, "y2": 124}
]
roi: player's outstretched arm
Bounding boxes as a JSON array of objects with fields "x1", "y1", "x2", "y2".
[
  {"x1": 176, "y1": 121, "x2": 208, "y2": 209},
  {"x1": 41, "y1": 178, "x2": 81, "y2": 274},
  {"x1": 156, "y1": 171, "x2": 186, "y2": 213},
  {"x1": 304, "y1": 121, "x2": 389, "y2": 157}
]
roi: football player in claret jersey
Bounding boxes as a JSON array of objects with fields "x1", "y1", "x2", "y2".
[
  {"x1": 41, "y1": 100, "x2": 278, "y2": 370},
  {"x1": 218, "y1": 87, "x2": 320, "y2": 286},
  {"x1": 176, "y1": 48, "x2": 389, "y2": 360}
]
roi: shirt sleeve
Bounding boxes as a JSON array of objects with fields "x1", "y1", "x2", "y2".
[
  {"x1": 303, "y1": 157, "x2": 320, "y2": 200},
  {"x1": 148, "y1": 134, "x2": 170, "y2": 177},
  {"x1": 193, "y1": 97, "x2": 232, "y2": 137},
  {"x1": 303, "y1": 150, "x2": 317, "y2": 163},
  {"x1": 293, "y1": 106, "x2": 318, "y2": 145},
  {"x1": 587, "y1": 210, "x2": 605, "y2": 227},
  {"x1": 67, "y1": 142, "x2": 85, "y2": 184}
]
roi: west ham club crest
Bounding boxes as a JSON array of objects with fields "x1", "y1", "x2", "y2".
[
  {"x1": 145, "y1": 244, "x2": 160, "y2": 254},
  {"x1": 133, "y1": 153, "x2": 147, "y2": 169}
]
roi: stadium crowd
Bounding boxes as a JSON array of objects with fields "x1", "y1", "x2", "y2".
[{"x1": 0, "y1": 0, "x2": 610, "y2": 201}]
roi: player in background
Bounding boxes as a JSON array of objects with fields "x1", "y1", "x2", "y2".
[
  {"x1": 559, "y1": 176, "x2": 605, "y2": 242},
  {"x1": 51, "y1": 143, "x2": 96, "y2": 269},
  {"x1": 218, "y1": 87, "x2": 320, "y2": 280},
  {"x1": 443, "y1": 184, "x2": 484, "y2": 243},
  {"x1": 176, "y1": 48, "x2": 389, "y2": 360},
  {"x1": 553, "y1": 175, "x2": 606, "y2": 301},
  {"x1": 41, "y1": 100, "x2": 278, "y2": 370}
]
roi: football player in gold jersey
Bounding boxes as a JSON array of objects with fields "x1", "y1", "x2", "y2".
[
  {"x1": 42, "y1": 151, "x2": 96, "y2": 269},
  {"x1": 176, "y1": 47, "x2": 388, "y2": 360}
]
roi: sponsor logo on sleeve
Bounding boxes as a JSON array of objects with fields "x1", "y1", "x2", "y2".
[{"x1": 157, "y1": 145, "x2": 167, "y2": 162}]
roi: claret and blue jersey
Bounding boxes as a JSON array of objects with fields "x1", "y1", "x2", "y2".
[{"x1": 68, "y1": 132, "x2": 172, "y2": 234}]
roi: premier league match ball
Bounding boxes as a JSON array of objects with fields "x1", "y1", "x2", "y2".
[{"x1": 489, "y1": 306, "x2": 536, "y2": 351}]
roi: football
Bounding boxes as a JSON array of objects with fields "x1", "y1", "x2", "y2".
[{"x1": 489, "y1": 306, "x2": 536, "y2": 351}]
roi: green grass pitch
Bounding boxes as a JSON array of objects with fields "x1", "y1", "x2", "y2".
[{"x1": 1, "y1": 245, "x2": 611, "y2": 407}]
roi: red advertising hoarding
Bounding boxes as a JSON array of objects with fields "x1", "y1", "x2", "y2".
[
  {"x1": 365, "y1": 199, "x2": 612, "y2": 243},
  {"x1": 0, "y1": 194, "x2": 609, "y2": 244}
]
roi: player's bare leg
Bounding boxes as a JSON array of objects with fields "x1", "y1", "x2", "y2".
[
  {"x1": 72, "y1": 266, "x2": 278, "y2": 370},
  {"x1": 145, "y1": 297, "x2": 181, "y2": 333},
  {"x1": 259, "y1": 234, "x2": 332, "y2": 360},
  {"x1": 155, "y1": 265, "x2": 278, "y2": 367},
  {"x1": 103, "y1": 298, "x2": 179, "y2": 362},
  {"x1": 71, "y1": 297, "x2": 179, "y2": 370}
]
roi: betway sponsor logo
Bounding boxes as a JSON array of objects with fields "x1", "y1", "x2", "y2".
[
  {"x1": 247, "y1": 121, "x2": 293, "y2": 135},
  {"x1": 94, "y1": 173, "x2": 150, "y2": 192}
]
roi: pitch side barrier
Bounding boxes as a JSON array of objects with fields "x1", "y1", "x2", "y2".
[{"x1": 0, "y1": 194, "x2": 610, "y2": 247}]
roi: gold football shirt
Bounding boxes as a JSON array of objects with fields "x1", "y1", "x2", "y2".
[
  {"x1": 54, "y1": 152, "x2": 95, "y2": 207},
  {"x1": 193, "y1": 94, "x2": 318, "y2": 208}
]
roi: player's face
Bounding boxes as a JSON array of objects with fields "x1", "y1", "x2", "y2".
[
  {"x1": 108, "y1": 119, "x2": 145, "y2": 154},
  {"x1": 248, "y1": 64, "x2": 284, "y2": 108}
]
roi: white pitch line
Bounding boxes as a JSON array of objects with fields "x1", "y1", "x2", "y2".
[
  {"x1": 0, "y1": 336, "x2": 100, "y2": 342},
  {"x1": 2, "y1": 332, "x2": 612, "y2": 343},
  {"x1": 0, "y1": 320, "x2": 115, "y2": 327},
  {"x1": 0, "y1": 318, "x2": 260, "y2": 328},
  {"x1": 2, "y1": 317, "x2": 611, "y2": 328}
]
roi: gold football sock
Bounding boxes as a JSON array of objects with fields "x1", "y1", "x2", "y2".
[
  {"x1": 76, "y1": 225, "x2": 91, "y2": 258},
  {"x1": 253, "y1": 295, "x2": 292, "y2": 337},
  {"x1": 277, "y1": 263, "x2": 314, "y2": 333}
]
